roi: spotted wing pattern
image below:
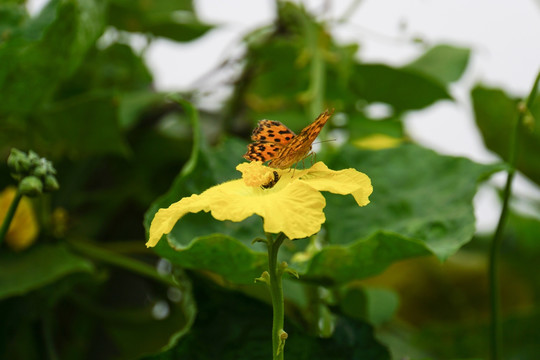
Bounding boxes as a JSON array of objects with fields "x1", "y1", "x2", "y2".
[
  {"x1": 243, "y1": 120, "x2": 295, "y2": 163},
  {"x1": 243, "y1": 109, "x2": 333, "y2": 169}
]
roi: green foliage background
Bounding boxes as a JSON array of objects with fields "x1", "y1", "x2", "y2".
[{"x1": 1, "y1": 1, "x2": 539, "y2": 359}]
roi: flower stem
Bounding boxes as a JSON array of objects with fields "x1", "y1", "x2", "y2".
[
  {"x1": 488, "y1": 69, "x2": 540, "y2": 360},
  {"x1": 0, "y1": 188, "x2": 22, "y2": 248},
  {"x1": 267, "y1": 232, "x2": 287, "y2": 360}
]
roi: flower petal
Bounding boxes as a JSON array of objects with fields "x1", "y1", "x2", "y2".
[
  {"x1": 298, "y1": 162, "x2": 373, "y2": 206},
  {"x1": 257, "y1": 181, "x2": 326, "y2": 239},
  {"x1": 206, "y1": 179, "x2": 326, "y2": 240},
  {"x1": 147, "y1": 193, "x2": 211, "y2": 247}
]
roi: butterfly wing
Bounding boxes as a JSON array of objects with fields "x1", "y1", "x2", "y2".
[
  {"x1": 268, "y1": 109, "x2": 332, "y2": 169},
  {"x1": 243, "y1": 141, "x2": 282, "y2": 162},
  {"x1": 243, "y1": 120, "x2": 295, "y2": 162}
]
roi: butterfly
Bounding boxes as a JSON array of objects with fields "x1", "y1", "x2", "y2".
[{"x1": 243, "y1": 109, "x2": 333, "y2": 169}]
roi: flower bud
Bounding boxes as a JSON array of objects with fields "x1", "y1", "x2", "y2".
[
  {"x1": 43, "y1": 175, "x2": 60, "y2": 192},
  {"x1": 7, "y1": 148, "x2": 31, "y2": 174},
  {"x1": 19, "y1": 176, "x2": 43, "y2": 197},
  {"x1": 27, "y1": 150, "x2": 39, "y2": 162},
  {"x1": 34, "y1": 163, "x2": 48, "y2": 177}
]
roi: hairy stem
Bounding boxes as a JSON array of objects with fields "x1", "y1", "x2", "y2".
[
  {"x1": 489, "y1": 69, "x2": 540, "y2": 360},
  {"x1": 0, "y1": 188, "x2": 22, "y2": 247},
  {"x1": 267, "y1": 233, "x2": 287, "y2": 360}
]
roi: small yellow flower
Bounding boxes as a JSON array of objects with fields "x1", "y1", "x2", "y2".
[
  {"x1": 147, "y1": 161, "x2": 372, "y2": 247},
  {"x1": 0, "y1": 187, "x2": 39, "y2": 251}
]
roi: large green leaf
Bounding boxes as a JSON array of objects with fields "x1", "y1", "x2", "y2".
[
  {"x1": 350, "y1": 64, "x2": 452, "y2": 113},
  {"x1": 143, "y1": 279, "x2": 390, "y2": 360},
  {"x1": 326, "y1": 145, "x2": 501, "y2": 257},
  {"x1": 107, "y1": 0, "x2": 212, "y2": 42},
  {"x1": 0, "y1": 0, "x2": 106, "y2": 114},
  {"x1": 472, "y1": 85, "x2": 540, "y2": 185},
  {"x1": 0, "y1": 243, "x2": 94, "y2": 300},
  {"x1": 404, "y1": 44, "x2": 471, "y2": 85},
  {"x1": 293, "y1": 144, "x2": 502, "y2": 284}
]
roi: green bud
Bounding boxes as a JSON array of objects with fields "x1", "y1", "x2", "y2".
[
  {"x1": 34, "y1": 165, "x2": 47, "y2": 177},
  {"x1": 7, "y1": 148, "x2": 31, "y2": 174},
  {"x1": 19, "y1": 176, "x2": 43, "y2": 197},
  {"x1": 27, "y1": 151, "x2": 40, "y2": 167},
  {"x1": 43, "y1": 175, "x2": 60, "y2": 192}
]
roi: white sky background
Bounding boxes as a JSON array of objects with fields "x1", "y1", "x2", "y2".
[{"x1": 27, "y1": 0, "x2": 540, "y2": 231}]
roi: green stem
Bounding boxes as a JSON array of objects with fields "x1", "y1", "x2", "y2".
[
  {"x1": 0, "y1": 188, "x2": 23, "y2": 247},
  {"x1": 267, "y1": 233, "x2": 287, "y2": 360},
  {"x1": 301, "y1": 10, "x2": 326, "y2": 119},
  {"x1": 489, "y1": 70, "x2": 540, "y2": 360},
  {"x1": 42, "y1": 310, "x2": 59, "y2": 360},
  {"x1": 67, "y1": 240, "x2": 178, "y2": 288}
]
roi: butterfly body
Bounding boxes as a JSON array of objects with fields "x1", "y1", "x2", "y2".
[{"x1": 243, "y1": 109, "x2": 333, "y2": 169}]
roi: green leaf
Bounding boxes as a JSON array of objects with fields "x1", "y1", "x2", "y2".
[
  {"x1": 329, "y1": 144, "x2": 501, "y2": 258},
  {"x1": 142, "y1": 279, "x2": 390, "y2": 359},
  {"x1": 0, "y1": 243, "x2": 94, "y2": 300},
  {"x1": 57, "y1": 43, "x2": 153, "y2": 97},
  {"x1": 107, "y1": 0, "x2": 212, "y2": 42},
  {"x1": 404, "y1": 44, "x2": 471, "y2": 85},
  {"x1": 294, "y1": 144, "x2": 502, "y2": 285},
  {"x1": 0, "y1": 0, "x2": 107, "y2": 114},
  {"x1": 350, "y1": 64, "x2": 452, "y2": 113},
  {"x1": 153, "y1": 234, "x2": 267, "y2": 285},
  {"x1": 33, "y1": 93, "x2": 130, "y2": 157},
  {"x1": 472, "y1": 85, "x2": 540, "y2": 185},
  {"x1": 346, "y1": 113, "x2": 404, "y2": 141}
]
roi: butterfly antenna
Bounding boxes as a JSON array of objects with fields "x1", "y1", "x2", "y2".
[{"x1": 313, "y1": 138, "x2": 337, "y2": 145}]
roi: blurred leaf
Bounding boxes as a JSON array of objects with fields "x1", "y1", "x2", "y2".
[
  {"x1": 410, "y1": 312, "x2": 540, "y2": 359},
  {"x1": 350, "y1": 64, "x2": 452, "y2": 113},
  {"x1": 58, "y1": 43, "x2": 153, "y2": 97},
  {"x1": 472, "y1": 85, "x2": 540, "y2": 185},
  {"x1": 0, "y1": 3, "x2": 28, "y2": 34},
  {"x1": 0, "y1": 0, "x2": 107, "y2": 114},
  {"x1": 143, "y1": 279, "x2": 390, "y2": 360},
  {"x1": 104, "y1": 271, "x2": 196, "y2": 359},
  {"x1": 339, "y1": 286, "x2": 399, "y2": 326},
  {"x1": 108, "y1": 0, "x2": 212, "y2": 42},
  {"x1": 118, "y1": 91, "x2": 166, "y2": 129},
  {"x1": 0, "y1": 243, "x2": 94, "y2": 300},
  {"x1": 404, "y1": 44, "x2": 471, "y2": 85},
  {"x1": 34, "y1": 93, "x2": 130, "y2": 157},
  {"x1": 505, "y1": 211, "x2": 540, "y2": 252},
  {"x1": 346, "y1": 113, "x2": 404, "y2": 141}
]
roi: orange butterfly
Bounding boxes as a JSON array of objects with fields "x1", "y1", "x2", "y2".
[{"x1": 243, "y1": 109, "x2": 333, "y2": 169}]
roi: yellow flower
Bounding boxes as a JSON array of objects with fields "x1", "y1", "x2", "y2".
[
  {"x1": 147, "y1": 161, "x2": 372, "y2": 247},
  {"x1": 0, "y1": 187, "x2": 39, "y2": 251}
]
